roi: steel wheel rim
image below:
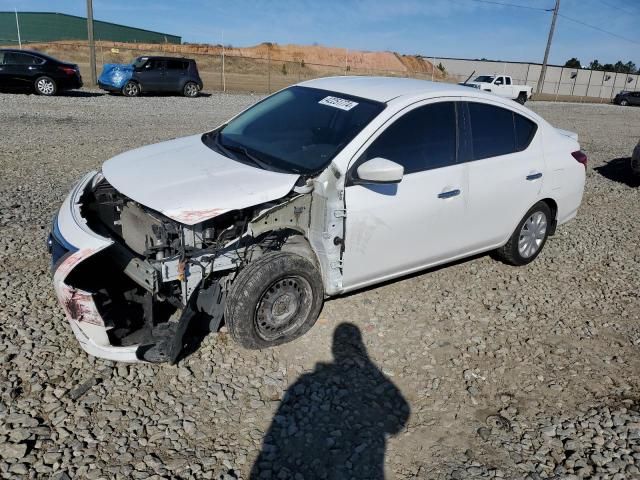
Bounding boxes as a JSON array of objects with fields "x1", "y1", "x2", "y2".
[
  {"x1": 185, "y1": 84, "x2": 198, "y2": 96},
  {"x1": 518, "y1": 211, "x2": 547, "y2": 259},
  {"x1": 38, "y1": 79, "x2": 54, "y2": 95},
  {"x1": 125, "y1": 83, "x2": 138, "y2": 96},
  {"x1": 255, "y1": 275, "x2": 312, "y2": 341}
]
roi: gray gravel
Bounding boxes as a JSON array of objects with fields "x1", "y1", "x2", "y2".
[{"x1": 0, "y1": 90, "x2": 639, "y2": 479}]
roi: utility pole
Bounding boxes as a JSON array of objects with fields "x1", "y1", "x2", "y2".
[
  {"x1": 14, "y1": 9, "x2": 22, "y2": 48},
  {"x1": 537, "y1": 0, "x2": 560, "y2": 95},
  {"x1": 86, "y1": 0, "x2": 97, "y2": 86}
]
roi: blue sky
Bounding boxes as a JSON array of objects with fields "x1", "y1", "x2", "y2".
[{"x1": 4, "y1": 0, "x2": 639, "y2": 66}]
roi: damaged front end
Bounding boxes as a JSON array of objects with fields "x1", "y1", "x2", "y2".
[{"x1": 49, "y1": 170, "x2": 332, "y2": 363}]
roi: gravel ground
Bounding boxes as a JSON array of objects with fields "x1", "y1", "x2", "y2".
[{"x1": 0, "y1": 90, "x2": 639, "y2": 480}]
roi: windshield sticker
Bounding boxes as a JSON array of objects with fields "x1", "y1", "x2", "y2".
[{"x1": 319, "y1": 96, "x2": 359, "y2": 111}]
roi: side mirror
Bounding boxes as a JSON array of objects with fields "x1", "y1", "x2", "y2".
[{"x1": 356, "y1": 157, "x2": 404, "y2": 184}]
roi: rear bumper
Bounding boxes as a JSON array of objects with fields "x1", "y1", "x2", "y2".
[
  {"x1": 98, "y1": 82, "x2": 121, "y2": 92},
  {"x1": 49, "y1": 172, "x2": 141, "y2": 362},
  {"x1": 60, "y1": 76, "x2": 83, "y2": 90}
]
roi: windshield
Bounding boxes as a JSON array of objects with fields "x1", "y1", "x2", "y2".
[
  {"x1": 132, "y1": 56, "x2": 149, "y2": 68},
  {"x1": 474, "y1": 76, "x2": 495, "y2": 83},
  {"x1": 209, "y1": 86, "x2": 385, "y2": 175}
]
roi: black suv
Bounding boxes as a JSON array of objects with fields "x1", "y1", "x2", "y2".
[
  {"x1": 613, "y1": 91, "x2": 640, "y2": 107},
  {"x1": 100, "y1": 56, "x2": 203, "y2": 97},
  {"x1": 0, "y1": 49, "x2": 82, "y2": 95}
]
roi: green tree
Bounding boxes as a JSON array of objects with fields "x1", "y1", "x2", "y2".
[
  {"x1": 589, "y1": 59, "x2": 601, "y2": 70},
  {"x1": 564, "y1": 57, "x2": 581, "y2": 69}
]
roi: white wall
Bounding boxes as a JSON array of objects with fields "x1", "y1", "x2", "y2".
[{"x1": 430, "y1": 57, "x2": 639, "y2": 99}]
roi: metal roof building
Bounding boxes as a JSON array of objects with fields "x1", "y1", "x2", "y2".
[{"x1": 0, "y1": 12, "x2": 181, "y2": 45}]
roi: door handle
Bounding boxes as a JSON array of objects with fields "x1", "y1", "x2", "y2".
[
  {"x1": 438, "y1": 189, "x2": 461, "y2": 199},
  {"x1": 526, "y1": 172, "x2": 543, "y2": 181}
]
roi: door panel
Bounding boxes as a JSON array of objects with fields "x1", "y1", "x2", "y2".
[
  {"x1": 464, "y1": 102, "x2": 544, "y2": 249},
  {"x1": 165, "y1": 60, "x2": 188, "y2": 92},
  {"x1": 343, "y1": 165, "x2": 468, "y2": 288},
  {"x1": 136, "y1": 59, "x2": 166, "y2": 91},
  {"x1": 341, "y1": 100, "x2": 469, "y2": 289}
]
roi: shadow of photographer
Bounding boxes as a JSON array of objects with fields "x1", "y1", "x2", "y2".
[{"x1": 250, "y1": 322, "x2": 410, "y2": 479}]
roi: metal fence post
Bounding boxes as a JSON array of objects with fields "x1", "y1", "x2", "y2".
[
  {"x1": 583, "y1": 68, "x2": 593, "y2": 103},
  {"x1": 267, "y1": 44, "x2": 271, "y2": 94},
  {"x1": 609, "y1": 66, "x2": 619, "y2": 102},
  {"x1": 554, "y1": 66, "x2": 563, "y2": 101},
  {"x1": 570, "y1": 69, "x2": 578, "y2": 96}
]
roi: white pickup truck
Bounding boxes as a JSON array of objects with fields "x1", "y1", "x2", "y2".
[{"x1": 460, "y1": 75, "x2": 533, "y2": 104}]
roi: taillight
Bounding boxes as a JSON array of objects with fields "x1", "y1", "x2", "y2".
[
  {"x1": 59, "y1": 66, "x2": 76, "y2": 75},
  {"x1": 571, "y1": 150, "x2": 587, "y2": 169}
]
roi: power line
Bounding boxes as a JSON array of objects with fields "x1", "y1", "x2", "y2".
[
  {"x1": 595, "y1": 0, "x2": 638, "y2": 16},
  {"x1": 558, "y1": 13, "x2": 640, "y2": 45},
  {"x1": 464, "y1": 0, "x2": 554, "y2": 11}
]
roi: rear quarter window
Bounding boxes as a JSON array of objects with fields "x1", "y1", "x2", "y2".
[{"x1": 514, "y1": 114, "x2": 537, "y2": 151}]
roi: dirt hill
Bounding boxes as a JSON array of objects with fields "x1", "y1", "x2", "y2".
[{"x1": 15, "y1": 40, "x2": 443, "y2": 78}]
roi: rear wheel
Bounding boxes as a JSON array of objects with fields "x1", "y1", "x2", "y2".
[
  {"x1": 516, "y1": 92, "x2": 527, "y2": 104},
  {"x1": 225, "y1": 251, "x2": 324, "y2": 349},
  {"x1": 620, "y1": 99, "x2": 629, "y2": 106},
  {"x1": 34, "y1": 76, "x2": 57, "y2": 96},
  {"x1": 496, "y1": 202, "x2": 551, "y2": 266},
  {"x1": 183, "y1": 82, "x2": 199, "y2": 97},
  {"x1": 122, "y1": 81, "x2": 140, "y2": 97}
]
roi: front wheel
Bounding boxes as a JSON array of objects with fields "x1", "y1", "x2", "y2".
[
  {"x1": 496, "y1": 202, "x2": 552, "y2": 266},
  {"x1": 35, "y1": 76, "x2": 57, "y2": 96},
  {"x1": 183, "y1": 82, "x2": 199, "y2": 97},
  {"x1": 620, "y1": 99, "x2": 629, "y2": 107},
  {"x1": 122, "y1": 81, "x2": 140, "y2": 97},
  {"x1": 516, "y1": 92, "x2": 527, "y2": 104},
  {"x1": 225, "y1": 252, "x2": 324, "y2": 349}
]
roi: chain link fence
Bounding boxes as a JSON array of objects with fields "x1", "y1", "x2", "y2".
[{"x1": 3, "y1": 40, "x2": 637, "y2": 102}]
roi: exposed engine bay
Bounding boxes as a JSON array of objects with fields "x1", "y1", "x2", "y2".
[{"x1": 67, "y1": 174, "x2": 331, "y2": 363}]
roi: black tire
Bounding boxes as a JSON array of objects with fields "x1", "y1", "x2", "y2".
[
  {"x1": 496, "y1": 201, "x2": 552, "y2": 266},
  {"x1": 183, "y1": 82, "x2": 199, "y2": 97},
  {"x1": 225, "y1": 251, "x2": 324, "y2": 349},
  {"x1": 620, "y1": 99, "x2": 629, "y2": 107},
  {"x1": 34, "y1": 76, "x2": 57, "y2": 96},
  {"x1": 516, "y1": 92, "x2": 527, "y2": 104},
  {"x1": 122, "y1": 81, "x2": 140, "y2": 97}
]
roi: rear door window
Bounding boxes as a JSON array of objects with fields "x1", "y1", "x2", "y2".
[
  {"x1": 8, "y1": 53, "x2": 43, "y2": 65},
  {"x1": 505, "y1": 77, "x2": 512, "y2": 85},
  {"x1": 166, "y1": 60, "x2": 188, "y2": 70},
  {"x1": 467, "y1": 102, "x2": 537, "y2": 160},
  {"x1": 362, "y1": 101, "x2": 458, "y2": 174}
]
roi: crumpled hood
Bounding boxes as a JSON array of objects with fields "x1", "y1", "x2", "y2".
[{"x1": 102, "y1": 134, "x2": 300, "y2": 225}]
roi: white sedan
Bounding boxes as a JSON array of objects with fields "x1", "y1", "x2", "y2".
[{"x1": 49, "y1": 76, "x2": 586, "y2": 362}]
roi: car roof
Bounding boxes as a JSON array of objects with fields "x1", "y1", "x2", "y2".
[
  {"x1": 298, "y1": 76, "x2": 494, "y2": 103},
  {"x1": 140, "y1": 56, "x2": 195, "y2": 62},
  {"x1": 0, "y1": 49, "x2": 67, "y2": 63}
]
